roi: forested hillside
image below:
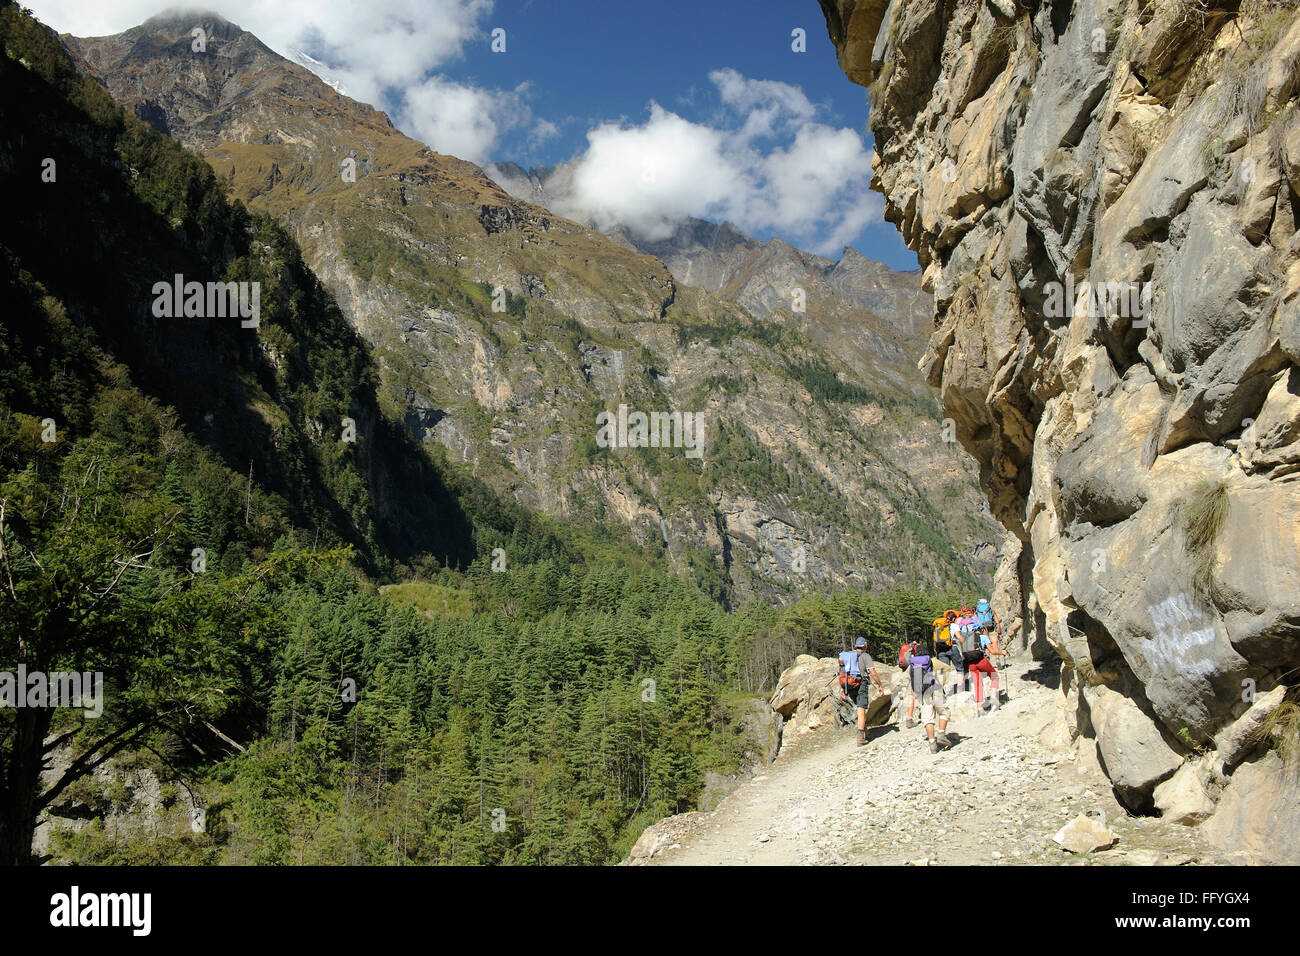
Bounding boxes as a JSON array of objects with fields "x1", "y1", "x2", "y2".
[{"x1": 0, "y1": 2, "x2": 986, "y2": 865}]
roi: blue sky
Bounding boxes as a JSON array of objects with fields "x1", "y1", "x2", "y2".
[
  {"x1": 29, "y1": 0, "x2": 918, "y2": 269},
  {"x1": 466, "y1": 1, "x2": 862, "y2": 162}
]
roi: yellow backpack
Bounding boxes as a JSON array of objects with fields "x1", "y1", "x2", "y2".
[{"x1": 933, "y1": 616, "x2": 952, "y2": 646}]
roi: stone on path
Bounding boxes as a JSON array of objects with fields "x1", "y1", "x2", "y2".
[{"x1": 1053, "y1": 814, "x2": 1119, "y2": 854}]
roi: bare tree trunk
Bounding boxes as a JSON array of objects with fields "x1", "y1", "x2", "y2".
[{"x1": 244, "y1": 460, "x2": 253, "y2": 525}]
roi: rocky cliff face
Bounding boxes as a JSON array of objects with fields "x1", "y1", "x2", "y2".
[
  {"x1": 488, "y1": 161, "x2": 1003, "y2": 576},
  {"x1": 491, "y1": 163, "x2": 940, "y2": 400},
  {"x1": 818, "y1": 0, "x2": 1300, "y2": 820},
  {"x1": 65, "y1": 12, "x2": 1003, "y2": 601},
  {"x1": 489, "y1": 163, "x2": 933, "y2": 342}
]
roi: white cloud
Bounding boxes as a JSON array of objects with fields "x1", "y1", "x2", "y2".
[
  {"x1": 23, "y1": 0, "x2": 166, "y2": 37},
  {"x1": 25, "y1": 0, "x2": 543, "y2": 164},
  {"x1": 563, "y1": 105, "x2": 746, "y2": 240},
  {"x1": 25, "y1": 4, "x2": 883, "y2": 251},
  {"x1": 709, "y1": 67, "x2": 815, "y2": 141},
  {"x1": 553, "y1": 70, "x2": 882, "y2": 256},
  {"x1": 400, "y1": 77, "x2": 532, "y2": 164},
  {"x1": 528, "y1": 118, "x2": 560, "y2": 149}
]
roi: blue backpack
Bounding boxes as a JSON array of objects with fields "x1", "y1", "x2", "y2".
[
  {"x1": 976, "y1": 599, "x2": 995, "y2": 630},
  {"x1": 838, "y1": 650, "x2": 863, "y2": 692}
]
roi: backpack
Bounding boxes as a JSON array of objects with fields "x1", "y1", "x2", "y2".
[
  {"x1": 976, "y1": 599, "x2": 995, "y2": 631},
  {"x1": 838, "y1": 650, "x2": 863, "y2": 692},
  {"x1": 906, "y1": 650, "x2": 932, "y2": 671},
  {"x1": 904, "y1": 646, "x2": 934, "y2": 692},
  {"x1": 959, "y1": 619, "x2": 985, "y2": 664},
  {"x1": 932, "y1": 617, "x2": 952, "y2": 647},
  {"x1": 898, "y1": 641, "x2": 919, "y2": 668}
]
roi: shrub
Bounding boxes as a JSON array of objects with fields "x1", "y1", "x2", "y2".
[{"x1": 1182, "y1": 479, "x2": 1229, "y2": 598}]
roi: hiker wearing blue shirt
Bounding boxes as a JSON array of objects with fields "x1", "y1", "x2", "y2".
[
  {"x1": 967, "y1": 599, "x2": 1005, "y2": 711},
  {"x1": 974, "y1": 598, "x2": 1002, "y2": 641},
  {"x1": 838, "y1": 637, "x2": 885, "y2": 747}
]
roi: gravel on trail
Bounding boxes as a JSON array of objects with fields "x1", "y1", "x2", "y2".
[{"x1": 642, "y1": 661, "x2": 1223, "y2": 866}]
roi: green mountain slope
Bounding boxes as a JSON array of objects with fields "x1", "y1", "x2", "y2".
[{"x1": 64, "y1": 11, "x2": 1001, "y2": 600}]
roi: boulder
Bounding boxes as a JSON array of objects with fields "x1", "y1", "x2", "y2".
[
  {"x1": 1202, "y1": 752, "x2": 1300, "y2": 865},
  {"x1": 1153, "y1": 759, "x2": 1219, "y2": 826},
  {"x1": 625, "y1": 822, "x2": 670, "y2": 863},
  {"x1": 1052, "y1": 814, "x2": 1119, "y2": 854},
  {"x1": 770, "y1": 655, "x2": 897, "y2": 752},
  {"x1": 769, "y1": 655, "x2": 834, "y2": 718},
  {"x1": 1213, "y1": 685, "x2": 1288, "y2": 774},
  {"x1": 622, "y1": 811, "x2": 706, "y2": 865},
  {"x1": 1084, "y1": 685, "x2": 1183, "y2": 809},
  {"x1": 946, "y1": 689, "x2": 982, "y2": 721}
]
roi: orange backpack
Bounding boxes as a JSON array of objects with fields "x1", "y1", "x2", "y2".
[{"x1": 934, "y1": 614, "x2": 955, "y2": 647}]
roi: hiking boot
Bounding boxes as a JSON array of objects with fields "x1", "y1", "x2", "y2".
[
  {"x1": 928, "y1": 739, "x2": 939, "y2": 754},
  {"x1": 856, "y1": 729, "x2": 867, "y2": 746},
  {"x1": 936, "y1": 732, "x2": 953, "y2": 749},
  {"x1": 904, "y1": 718, "x2": 918, "y2": 729}
]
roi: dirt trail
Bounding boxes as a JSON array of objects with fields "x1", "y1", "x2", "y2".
[{"x1": 644, "y1": 660, "x2": 1224, "y2": 866}]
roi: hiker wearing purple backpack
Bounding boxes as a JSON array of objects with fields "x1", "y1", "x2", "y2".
[{"x1": 901, "y1": 641, "x2": 953, "y2": 753}]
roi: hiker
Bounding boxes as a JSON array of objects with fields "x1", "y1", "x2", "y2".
[
  {"x1": 902, "y1": 641, "x2": 952, "y2": 753},
  {"x1": 839, "y1": 637, "x2": 885, "y2": 746},
  {"x1": 953, "y1": 605, "x2": 978, "y2": 649},
  {"x1": 950, "y1": 605, "x2": 977, "y2": 690},
  {"x1": 898, "y1": 636, "x2": 923, "y2": 728},
  {"x1": 931, "y1": 609, "x2": 963, "y2": 689},
  {"x1": 974, "y1": 598, "x2": 1002, "y2": 641},
  {"x1": 960, "y1": 614, "x2": 1000, "y2": 712}
]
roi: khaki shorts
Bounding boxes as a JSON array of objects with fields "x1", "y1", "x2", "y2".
[{"x1": 920, "y1": 683, "x2": 948, "y2": 724}]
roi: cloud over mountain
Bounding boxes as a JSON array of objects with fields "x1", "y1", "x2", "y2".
[
  {"x1": 30, "y1": 0, "x2": 535, "y2": 162},
  {"x1": 518, "y1": 70, "x2": 882, "y2": 256},
  {"x1": 31, "y1": 3, "x2": 882, "y2": 252}
]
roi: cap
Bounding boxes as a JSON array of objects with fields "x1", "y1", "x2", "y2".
[{"x1": 854, "y1": 637, "x2": 867, "y2": 648}]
